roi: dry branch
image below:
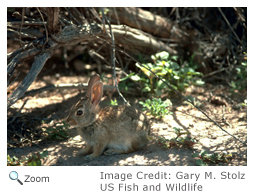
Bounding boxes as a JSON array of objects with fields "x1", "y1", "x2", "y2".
[
  {"x1": 7, "y1": 19, "x2": 178, "y2": 107},
  {"x1": 8, "y1": 28, "x2": 43, "y2": 40},
  {"x1": 50, "y1": 23, "x2": 178, "y2": 55},
  {"x1": 108, "y1": 25, "x2": 178, "y2": 55},
  {"x1": 108, "y1": 7, "x2": 183, "y2": 39},
  {"x1": 8, "y1": 8, "x2": 245, "y2": 109},
  {"x1": 7, "y1": 7, "x2": 247, "y2": 147},
  {"x1": 8, "y1": 46, "x2": 42, "y2": 75},
  {"x1": 46, "y1": 7, "x2": 60, "y2": 34},
  {"x1": 7, "y1": 51, "x2": 52, "y2": 108},
  {"x1": 7, "y1": 21, "x2": 47, "y2": 26},
  {"x1": 50, "y1": 24, "x2": 102, "y2": 44},
  {"x1": 7, "y1": 8, "x2": 178, "y2": 109},
  {"x1": 7, "y1": 23, "x2": 104, "y2": 108},
  {"x1": 9, "y1": 22, "x2": 174, "y2": 107}
]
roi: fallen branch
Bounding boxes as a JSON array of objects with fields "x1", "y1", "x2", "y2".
[
  {"x1": 50, "y1": 23, "x2": 177, "y2": 55},
  {"x1": 8, "y1": 21, "x2": 178, "y2": 108},
  {"x1": 7, "y1": 51, "x2": 52, "y2": 108},
  {"x1": 108, "y1": 25, "x2": 178, "y2": 55},
  {"x1": 7, "y1": 46, "x2": 42, "y2": 75},
  {"x1": 108, "y1": 7, "x2": 182, "y2": 39}
]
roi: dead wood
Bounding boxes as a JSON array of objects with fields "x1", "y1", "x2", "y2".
[
  {"x1": 106, "y1": 25, "x2": 178, "y2": 55},
  {"x1": 7, "y1": 7, "x2": 246, "y2": 109},
  {"x1": 8, "y1": 46, "x2": 43, "y2": 75},
  {"x1": 9, "y1": 22, "x2": 172, "y2": 107},
  {"x1": 108, "y1": 7, "x2": 184, "y2": 40},
  {"x1": 7, "y1": 7, "x2": 247, "y2": 148},
  {"x1": 7, "y1": 23, "x2": 102, "y2": 108},
  {"x1": 46, "y1": 7, "x2": 60, "y2": 34},
  {"x1": 7, "y1": 51, "x2": 52, "y2": 108}
]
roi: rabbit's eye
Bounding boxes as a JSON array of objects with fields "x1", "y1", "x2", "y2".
[{"x1": 76, "y1": 110, "x2": 83, "y2": 116}]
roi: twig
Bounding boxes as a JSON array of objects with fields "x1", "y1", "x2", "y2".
[
  {"x1": 101, "y1": 7, "x2": 129, "y2": 105},
  {"x1": 9, "y1": 98, "x2": 29, "y2": 123},
  {"x1": 64, "y1": 7, "x2": 81, "y2": 26},
  {"x1": 88, "y1": 49, "x2": 110, "y2": 66},
  {"x1": 36, "y1": 7, "x2": 48, "y2": 44},
  {"x1": 7, "y1": 71, "x2": 20, "y2": 89},
  {"x1": 113, "y1": 7, "x2": 120, "y2": 25},
  {"x1": 8, "y1": 21, "x2": 47, "y2": 26},
  {"x1": 90, "y1": 8, "x2": 102, "y2": 22},
  {"x1": 218, "y1": 7, "x2": 245, "y2": 50},
  {"x1": 46, "y1": 8, "x2": 60, "y2": 34},
  {"x1": 19, "y1": 7, "x2": 25, "y2": 47},
  {"x1": 203, "y1": 68, "x2": 227, "y2": 78}
]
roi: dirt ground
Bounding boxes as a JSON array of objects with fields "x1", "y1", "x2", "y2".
[{"x1": 7, "y1": 62, "x2": 247, "y2": 166}]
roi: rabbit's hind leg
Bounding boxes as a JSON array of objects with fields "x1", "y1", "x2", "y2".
[
  {"x1": 83, "y1": 142, "x2": 107, "y2": 161},
  {"x1": 77, "y1": 143, "x2": 93, "y2": 156}
]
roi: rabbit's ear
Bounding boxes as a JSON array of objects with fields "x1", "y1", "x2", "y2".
[
  {"x1": 91, "y1": 81, "x2": 103, "y2": 109},
  {"x1": 86, "y1": 74, "x2": 101, "y2": 97}
]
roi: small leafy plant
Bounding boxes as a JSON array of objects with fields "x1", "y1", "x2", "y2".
[
  {"x1": 192, "y1": 150, "x2": 233, "y2": 166},
  {"x1": 135, "y1": 51, "x2": 204, "y2": 96},
  {"x1": 139, "y1": 98, "x2": 172, "y2": 119},
  {"x1": 7, "y1": 155, "x2": 21, "y2": 166},
  {"x1": 242, "y1": 99, "x2": 247, "y2": 106},
  {"x1": 230, "y1": 52, "x2": 247, "y2": 93},
  {"x1": 148, "y1": 127, "x2": 197, "y2": 148},
  {"x1": 110, "y1": 98, "x2": 118, "y2": 106},
  {"x1": 7, "y1": 150, "x2": 48, "y2": 166},
  {"x1": 43, "y1": 121, "x2": 70, "y2": 140}
]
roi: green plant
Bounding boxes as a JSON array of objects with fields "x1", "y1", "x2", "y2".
[
  {"x1": 135, "y1": 51, "x2": 204, "y2": 96},
  {"x1": 118, "y1": 72, "x2": 138, "y2": 92},
  {"x1": 148, "y1": 127, "x2": 197, "y2": 148},
  {"x1": 7, "y1": 155, "x2": 21, "y2": 166},
  {"x1": 42, "y1": 121, "x2": 70, "y2": 140},
  {"x1": 242, "y1": 99, "x2": 247, "y2": 106},
  {"x1": 110, "y1": 98, "x2": 118, "y2": 106},
  {"x1": 230, "y1": 52, "x2": 247, "y2": 93},
  {"x1": 7, "y1": 151, "x2": 48, "y2": 166},
  {"x1": 192, "y1": 150, "x2": 233, "y2": 166},
  {"x1": 139, "y1": 98, "x2": 172, "y2": 119}
]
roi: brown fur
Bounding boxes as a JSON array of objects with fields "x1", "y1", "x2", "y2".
[{"x1": 66, "y1": 74, "x2": 150, "y2": 161}]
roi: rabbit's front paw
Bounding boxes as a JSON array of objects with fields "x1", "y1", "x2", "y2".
[
  {"x1": 77, "y1": 145, "x2": 92, "y2": 156},
  {"x1": 83, "y1": 154, "x2": 95, "y2": 162},
  {"x1": 77, "y1": 149, "x2": 89, "y2": 156}
]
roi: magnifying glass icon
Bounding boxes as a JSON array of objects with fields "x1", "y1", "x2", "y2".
[{"x1": 9, "y1": 171, "x2": 23, "y2": 185}]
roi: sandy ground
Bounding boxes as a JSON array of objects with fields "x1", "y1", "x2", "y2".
[{"x1": 7, "y1": 70, "x2": 247, "y2": 166}]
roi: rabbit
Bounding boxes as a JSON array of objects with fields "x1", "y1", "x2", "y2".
[{"x1": 66, "y1": 74, "x2": 150, "y2": 161}]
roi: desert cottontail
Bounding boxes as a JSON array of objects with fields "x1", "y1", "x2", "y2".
[{"x1": 66, "y1": 74, "x2": 150, "y2": 161}]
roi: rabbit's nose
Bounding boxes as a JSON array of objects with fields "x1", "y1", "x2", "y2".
[{"x1": 66, "y1": 117, "x2": 77, "y2": 126}]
